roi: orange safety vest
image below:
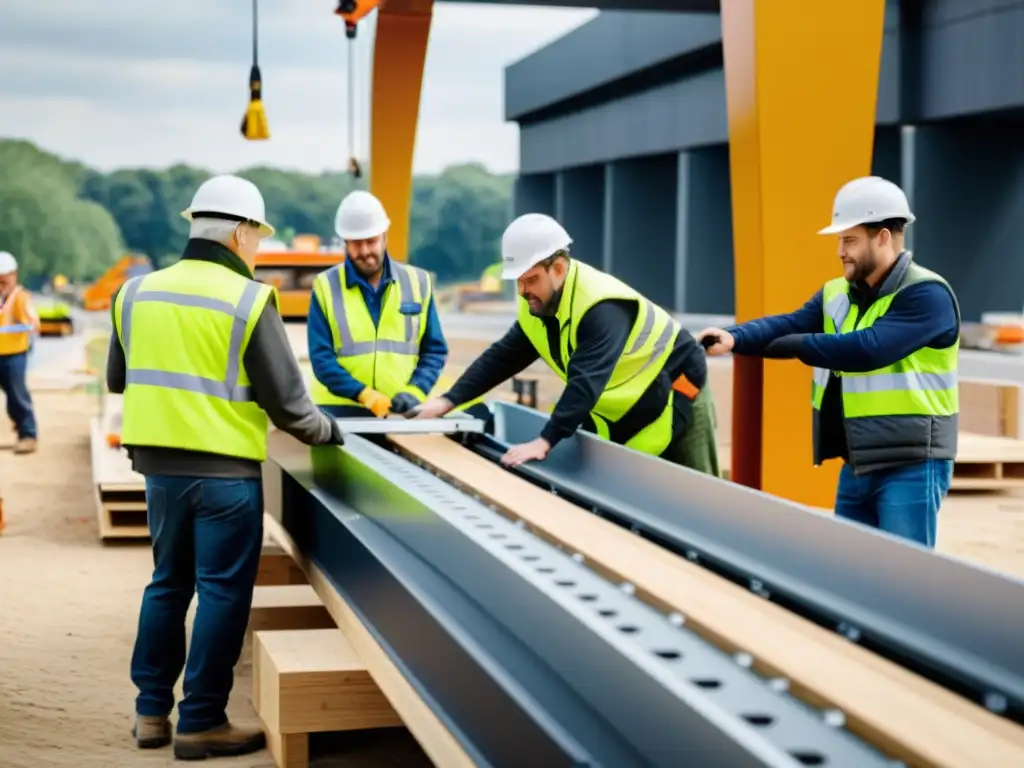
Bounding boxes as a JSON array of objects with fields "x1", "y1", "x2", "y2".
[{"x1": 0, "y1": 287, "x2": 32, "y2": 356}]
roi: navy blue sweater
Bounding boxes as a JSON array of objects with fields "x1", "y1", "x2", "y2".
[
  {"x1": 729, "y1": 282, "x2": 958, "y2": 370},
  {"x1": 307, "y1": 256, "x2": 448, "y2": 401},
  {"x1": 727, "y1": 275, "x2": 959, "y2": 463}
]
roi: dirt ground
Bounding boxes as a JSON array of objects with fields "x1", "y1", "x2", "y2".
[
  {"x1": 0, "y1": 392, "x2": 428, "y2": 768},
  {"x1": 1, "y1": 381, "x2": 1023, "y2": 767}
]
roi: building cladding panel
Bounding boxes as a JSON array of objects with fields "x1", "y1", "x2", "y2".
[
  {"x1": 510, "y1": 0, "x2": 1024, "y2": 175},
  {"x1": 504, "y1": 12, "x2": 722, "y2": 122},
  {"x1": 519, "y1": 70, "x2": 728, "y2": 175},
  {"x1": 513, "y1": 15, "x2": 899, "y2": 174},
  {"x1": 919, "y1": 0, "x2": 1024, "y2": 119}
]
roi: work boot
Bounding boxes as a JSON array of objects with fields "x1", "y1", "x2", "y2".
[
  {"x1": 132, "y1": 715, "x2": 171, "y2": 749},
  {"x1": 13, "y1": 437, "x2": 36, "y2": 455},
  {"x1": 173, "y1": 722, "x2": 266, "y2": 761}
]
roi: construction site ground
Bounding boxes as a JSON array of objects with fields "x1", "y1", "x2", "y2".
[{"x1": 2, "y1": 315, "x2": 1023, "y2": 767}]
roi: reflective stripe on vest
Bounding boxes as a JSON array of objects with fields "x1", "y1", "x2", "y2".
[
  {"x1": 0, "y1": 287, "x2": 31, "y2": 355},
  {"x1": 810, "y1": 258, "x2": 960, "y2": 470},
  {"x1": 325, "y1": 262, "x2": 428, "y2": 358},
  {"x1": 119, "y1": 276, "x2": 264, "y2": 402},
  {"x1": 114, "y1": 260, "x2": 273, "y2": 462},
  {"x1": 517, "y1": 261, "x2": 678, "y2": 455},
  {"x1": 310, "y1": 261, "x2": 432, "y2": 406}
]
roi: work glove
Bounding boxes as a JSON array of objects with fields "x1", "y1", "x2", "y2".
[
  {"x1": 390, "y1": 392, "x2": 421, "y2": 415},
  {"x1": 329, "y1": 420, "x2": 346, "y2": 446},
  {"x1": 357, "y1": 387, "x2": 392, "y2": 418}
]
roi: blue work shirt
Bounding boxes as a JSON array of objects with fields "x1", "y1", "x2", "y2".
[{"x1": 307, "y1": 254, "x2": 448, "y2": 402}]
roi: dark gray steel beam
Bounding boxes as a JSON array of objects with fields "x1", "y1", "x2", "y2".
[
  {"x1": 265, "y1": 431, "x2": 892, "y2": 767},
  {"x1": 479, "y1": 402, "x2": 1024, "y2": 723}
]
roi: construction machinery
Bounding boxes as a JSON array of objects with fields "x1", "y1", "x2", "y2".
[
  {"x1": 35, "y1": 298, "x2": 74, "y2": 337},
  {"x1": 80, "y1": 254, "x2": 153, "y2": 312},
  {"x1": 253, "y1": 234, "x2": 346, "y2": 321}
]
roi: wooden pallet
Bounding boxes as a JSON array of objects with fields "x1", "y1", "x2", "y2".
[
  {"x1": 952, "y1": 432, "x2": 1024, "y2": 491},
  {"x1": 90, "y1": 413, "x2": 148, "y2": 539}
]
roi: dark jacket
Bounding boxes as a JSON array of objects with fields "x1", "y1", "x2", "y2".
[
  {"x1": 106, "y1": 238, "x2": 342, "y2": 479},
  {"x1": 728, "y1": 252, "x2": 959, "y2": 472},
  {"x1": 445, "y1": 297, "x2": 707, "y2": 449}
]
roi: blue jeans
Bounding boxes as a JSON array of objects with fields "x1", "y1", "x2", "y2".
[
  {"x1": 834, "y1": 459, "x2": 953, "y2": 548},
  {"x1": 0, "y1": 352, "x2": 36, "y2": 439},
  {"x1": 130, "y1": 476, "x2": 264, "y2": 733}
]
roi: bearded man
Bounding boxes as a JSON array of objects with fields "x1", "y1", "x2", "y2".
[{"x1": 698, "y1": 176, "x2": 960, "y2": 549}]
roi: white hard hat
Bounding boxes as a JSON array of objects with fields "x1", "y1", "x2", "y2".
[
  {"x1": 500, "y1": 213, "x2": 573, "y2": 280},
  {"x1": 818, "y1": 176, "x2": 915, "y2": 235},
  {"x1": 181, "y1": 174, "x2": 275, "y2": 237},
  {"x1": 0, "y1": 250, "x2": 16, "y2": 275},
  {"x1": 335, "y1": 190, "x2": 390, "y2": 241}
]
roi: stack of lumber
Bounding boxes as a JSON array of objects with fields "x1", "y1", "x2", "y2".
[{"x1": 90, "y1": 392, "x2": 147, "y2": 539}]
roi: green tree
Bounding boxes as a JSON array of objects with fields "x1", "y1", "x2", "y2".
[
  {"x1": 0, "y1": 140, "x2": 123, "y2": 284},
  {"x1": 0, "y1": 139, "x2": 515, "y2": 287}
]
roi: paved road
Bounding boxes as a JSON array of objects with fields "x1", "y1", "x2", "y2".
[{"x1": 25, "y1": 305, "x2": 1024, "y2": 386}]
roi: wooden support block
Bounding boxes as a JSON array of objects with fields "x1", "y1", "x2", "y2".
[
  {"x1": 257, "y1": 545, "x2": 308, "y2": 587},
  {"x1": 254, "y1": 629, "x2": 403, "y2": 768},
  {"x1": 248, "y1": 585, "x2": 335, "y2": 637}
]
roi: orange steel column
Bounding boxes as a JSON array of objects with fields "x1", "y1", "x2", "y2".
[
  {"x1": 721, "y1": 0, "x2": 886, "y2": 507},
  {"x1": 369, "y1": 0, "x2": 434, "y2": 263}
]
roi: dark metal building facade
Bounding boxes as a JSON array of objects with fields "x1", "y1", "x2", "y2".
[{"x1": 503, "y1": 0, "x2": 1024, "y2": 320}]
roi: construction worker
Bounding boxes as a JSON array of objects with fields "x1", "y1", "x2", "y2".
[
  {"x1": 698, "y1": 176, "x2": 959, "y2": 549},
  {"x1": 105, "y1": 175, "x2": 345, "y2": 759},
  {"x1": 307, "y1": 190, "x2": 448, "y2": 418},
  {"x1": 0, "y1": 250, "x2": 40, "y2": 455},
  {"x1": 413, "y1": 213, "x2": 719, "y2": 473}
]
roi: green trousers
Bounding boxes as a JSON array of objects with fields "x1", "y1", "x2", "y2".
[{"x1": 662, "y1": 384, "x2": 721, "y2": 477}]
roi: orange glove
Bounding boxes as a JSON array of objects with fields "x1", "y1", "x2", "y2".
[{"x1": 358, "y1": 387, "x2": 392, "y2": 418}]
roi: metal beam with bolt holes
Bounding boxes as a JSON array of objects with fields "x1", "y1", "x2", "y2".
[
  {"x1": 264, "y1": 430, "x2": 892, "y2": 767},
  {"x1": 473, "y1": 401, "x2": 1024, "y2": 724}
]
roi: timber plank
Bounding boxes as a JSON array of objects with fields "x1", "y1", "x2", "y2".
[
  {"x1": 392, "y1": 434, "x2": 1024, "y2": 768},
  {"x1": 263, "y1": 513, "x2": 476, "y2": 768}
]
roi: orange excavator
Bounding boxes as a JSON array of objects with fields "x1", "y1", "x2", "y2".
[{"x1": 81, "y1": 254, "x2": 153, "y2": 312}]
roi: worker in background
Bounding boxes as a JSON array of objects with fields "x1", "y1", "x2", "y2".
[
  {"x1": 413, "y1": 213, "x2": 719, "y2": 474},
  {"x1": 307, "y1": 190, "x2": 448, "y2": 418},
  {"x1": 698, "y1": 176, "x2": 959, "y2": 549},
  {"x1": 106, "y1": 175, "x2": 345, "y2": 760},
  {"x1": 0, "y1": 250, "x2": 40, "y2": 455}
]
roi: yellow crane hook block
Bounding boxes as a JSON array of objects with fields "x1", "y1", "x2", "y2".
[
  {"x1": 241, "y1": 64, "x2": 271, "y2": 141},
  {"x1": 334, "y1": 0, "x2": 380, "y2": 39},
  {"x1": 241, "y1": 0, "x2": 270, "y2": 140}
]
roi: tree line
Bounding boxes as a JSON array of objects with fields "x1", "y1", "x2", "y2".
[{"x1": 0, "y1": 139, "x2": 514, "y2": 289}]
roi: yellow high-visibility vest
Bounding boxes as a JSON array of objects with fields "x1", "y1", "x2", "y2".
[
  {"x1": 113, "y1": 260, "x2": 274, "y2": 461},
  {"x1": 309, "y1": 261, "x2": 432, "y2": 406},
  {"x1": 811, "y1": 259, "x2": 960, "y2": 472},
  {"x1": 517, "y1": 261, "x2": 679, "y2": 455}
]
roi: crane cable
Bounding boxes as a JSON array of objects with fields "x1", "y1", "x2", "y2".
[
  {"x1": 241, "y1": 0, "x2": 270, "y2": 140},
  {"x1": 347, "y1": 36, "x2": 361, "y2": 177}
]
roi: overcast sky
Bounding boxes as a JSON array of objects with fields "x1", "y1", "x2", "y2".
[{"x1": 0, "y1": 1, "x2": 596, "y2": 175}]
